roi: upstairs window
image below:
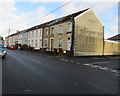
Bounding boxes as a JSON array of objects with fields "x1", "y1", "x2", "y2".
[
  {"x1": 58, "y1": 25, "x2": 62, "y2": 34},
  {"x1": 32, "y1": 31, "x2": 34, "y2": 38},
  {"x1": 28, "y1": 32, "x2": 30, "y2": 39},
  {"x1": 51, "y1": 26, "x2": 54, "y2": 35},
  {"x1": 44, "y1": 28, "x2": 48, "y2": 36},
  {"x1": 68, "y1": 23, "x2": 72, "y2": 32},
  {"x1": 36, "y1": 30, "x2": 38, "y2": 38},
  {"x1": 40, "y1": 29, "x2": 42, "y2": 37}
]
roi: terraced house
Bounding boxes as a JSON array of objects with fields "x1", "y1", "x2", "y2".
[
  {"x1": 18, "y1": 30, "x2": 28, "y2": 46},
  {"x1": 40, "y1": 8, "x2": 104, "y2": 56},
  {"x1": 6, "y1": 8, "x2": 120, "y2": 56},
  {"x1": 28, "y1": 25, "x2": 43, "y2": 50},
  {"x1": 5, "y1": 31, "x2": 19, "y2": 46}
]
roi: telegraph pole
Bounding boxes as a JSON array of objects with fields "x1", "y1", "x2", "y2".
[{"x1": 8, "y1": 29, "x2": 10, "y2": 46}]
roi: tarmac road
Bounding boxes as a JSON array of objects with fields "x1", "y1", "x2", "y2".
[{"x1": 2, "y1": 49, "x2": 119, "y2": 95}]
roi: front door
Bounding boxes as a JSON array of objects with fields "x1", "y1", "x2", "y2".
[
  {"x1": 50, "y1": 38, "x2": 54, "y2": 51},
  {"x1": 67, "y1": 38, "x2": 71, "y2": 51}
]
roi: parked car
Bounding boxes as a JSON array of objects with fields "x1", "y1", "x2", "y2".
[
  {"x1": 0, "y1": 44, "x2": 7, "y2": 58},
  {"x1": 7, "y1": 45, "x2": 16, "y2": 50}
]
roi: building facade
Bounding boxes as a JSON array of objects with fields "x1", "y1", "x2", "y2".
[
  {"x1": 5, "y1": 32, "x2": 19, "y2": 46},
  {"x1": 5, "y1": 8, "x2": 119, "y2": 56}
]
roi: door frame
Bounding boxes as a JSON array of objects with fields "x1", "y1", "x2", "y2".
[
  {"x1": 67, "y1": 37, "x2": 71, "y2": 51},
  {"x1": 50, "y1": 37, "x2": 54, "y2": 51}
]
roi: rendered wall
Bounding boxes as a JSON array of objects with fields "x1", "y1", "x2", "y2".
[
  {"x1": 104, "y1": 40, "x2": 120, "y2": 55},
  {"x1": 74, "y1": 9, "x2": 104, "y2": 56}
]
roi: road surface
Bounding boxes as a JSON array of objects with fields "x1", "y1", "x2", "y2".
[{"x1": 2, "y1": 49, "x2": 119, "y2": 95}]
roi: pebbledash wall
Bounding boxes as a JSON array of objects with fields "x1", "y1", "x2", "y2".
[
  {"x1": 5, "y1": 8, "x2": 120, "y2": 56},
  {"x1": 74, "y1": 9, "x2": 104, "y2": 56}
]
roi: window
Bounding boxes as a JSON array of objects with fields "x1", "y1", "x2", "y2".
[
  {"x1": 44, "y1": 39, "x2": 48, "y2": 47},
  {"x1": 36, "y1": 30, "x2": 38, "y2": 38},
  {"x1": 51, "y1": 26, "x2": 54, "y2": 35},
  {"x1": 31, "y1": 31, "x2": 32, "y2": 38},
  {"x1": 31, "y1": 40, "x2": 33, "y2": 47},
  {"x1": 68, "y1": 23, "x2": 72, "y2": 32},
  {"x1": 28, "y1": 32, "x2": 30, "y2": 39},
  {"x1": 35, "y1": 40, "x2": 38, "y2": 47},
  {"x1": 28, "y1": 40, "x2": 30, "y2": 46},
  {"x1": 40, "y1": 29, "x2": 42, "y2": 37},
  {"x1": 58, "y1": 25, "x2": 62, "y2": 34},
  {"x1": 32, "y1": 31, "x2": 34, "y2": 38},
  {"x1": 67, "y1": 37, "x2": 71, "y2": 50},
  {"x1": 40, "y1": 39, "x2": 42, "y2": 47},
  {"x1": 58, "y1": 38, "x2": 62, "y2": 48},
  {"x1": 44, "y1": 28, "x2": 48, "y2": 36}
]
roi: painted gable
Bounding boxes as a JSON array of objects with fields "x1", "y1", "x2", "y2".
[{"x1": 74, "y1": 9, "x2": 104, "y2": 56}]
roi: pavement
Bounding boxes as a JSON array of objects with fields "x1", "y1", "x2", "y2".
[{"x1": 2, "y1": 49, "x2": 119, "y2": 95}]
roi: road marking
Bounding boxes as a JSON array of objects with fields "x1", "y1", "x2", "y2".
[
  {"x1": 111, "y1": 70, "x2": 119, "y2": 73},
  {"x1": 90, "y1": 65, "x2": 98, "y2": 68},
  {"x1": 94, "y1": 85, "x2": 110, "y2": 93},
  {"x1": 99, "y1": 66, "x2": 108, "y2": 70},
  {"x1": 83, "y1": 63, "x2": 119, "y2": 73},
  {"x1": 83, "y1": 64, "x2": 90, "y2": 66},
  {"x1": 64, "y1": 60, "x2": 68, "y2": 62},
  {"x1": 24, "y1": 89, "x2": 31, "y2": 92},
  {"x1": 60, "y1": 59, "x2": 64, "y2": 61},
  {"x1": 71, "y1": 61, "x2": 74, "y2": 63},
  {"x1": 76, "y1": 62, "x2": 81, "y2": 64},
  {"x1": 87, "y1": 62, "x2": 110, "y2": 65}
]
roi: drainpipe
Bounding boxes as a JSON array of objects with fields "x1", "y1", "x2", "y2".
[
  {"x1": 103, "y1": 26, "x2": 105, "y2": 56},
  {"x1": 71, "y1": 18, "x2": 75, "y2": 54}
]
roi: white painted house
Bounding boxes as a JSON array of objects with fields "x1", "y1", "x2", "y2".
[{"x1": 28, "y1": 27, "x2": 43, "y2": 50}]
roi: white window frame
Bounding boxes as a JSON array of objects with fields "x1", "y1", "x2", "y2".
[
  {"x1": 58, "y1": 25, "x2": 62, "y2": 34},
  {"x1": 36, "y1": 30, "x2": 38, "y2": 38},
  {"x1": 50, "y1": 26, "x2": 54, "y2": 35},
  {"x1": 35, "y1": 40, "x2": 38, "y2": 48},
  {"x1": 32, "y1": 31, "x2": 34, "y2": 38},
  {"x1": 39, "y1": 39, "x2": 42, "y2": 48},
  {"x1": 44, "y1": 38, "x2": 48, "y2": 47},
  {"x1": 67, "y1": 37, "x2": 71, "y2": 50},
  {"x1": 39, "y1": 29, "x2": 42, "y2": 37},
  {"x1": 31, "y1": 40, "x2": 33, "y2": 47},
  {"x1": 50, "y1": 37, "x2": 54, "y2": 51},
  {"x1": 30, "y1": 31, "x2": 32, "y2": 39},
  {"x1": 58, "y1": 38, "x2": 62, "y2": 48},
  {"x1": 44, "y1": 28, "x2": 48, "y2": 36},
  {"x1": 68, "y1": 22, "x2": 72, "y2": 32}
]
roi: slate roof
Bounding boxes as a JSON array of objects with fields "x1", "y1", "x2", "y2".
[
  {"x1": 6, "y1": 8, "x2": 90, "y2": 37},
  {"x1": 28, "y1": 8, "x2": 90, "y2": 30},
  {"x1": 107, "y1": 34, "x2": 120, "y2": 41}
]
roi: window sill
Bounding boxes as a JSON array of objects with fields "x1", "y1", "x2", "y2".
[
  {"x1": 66, "y1": 31, "x2": 72, "y2": 34},
  {"x1": 58, "y1": 33, "x2": 62, "y2": 35}
]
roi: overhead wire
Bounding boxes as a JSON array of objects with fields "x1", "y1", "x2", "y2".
[{"x1": 10, "y1": 0, "x2": 73, "y2": 33}]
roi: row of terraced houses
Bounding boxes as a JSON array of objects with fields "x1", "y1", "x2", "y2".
[{"x1": 5, "y1": 8, "x2": 120, "y2": 56}]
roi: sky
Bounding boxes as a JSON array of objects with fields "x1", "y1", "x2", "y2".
[{"x1": 0, "y1": 0, "x2": 119, "y2": 39}]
